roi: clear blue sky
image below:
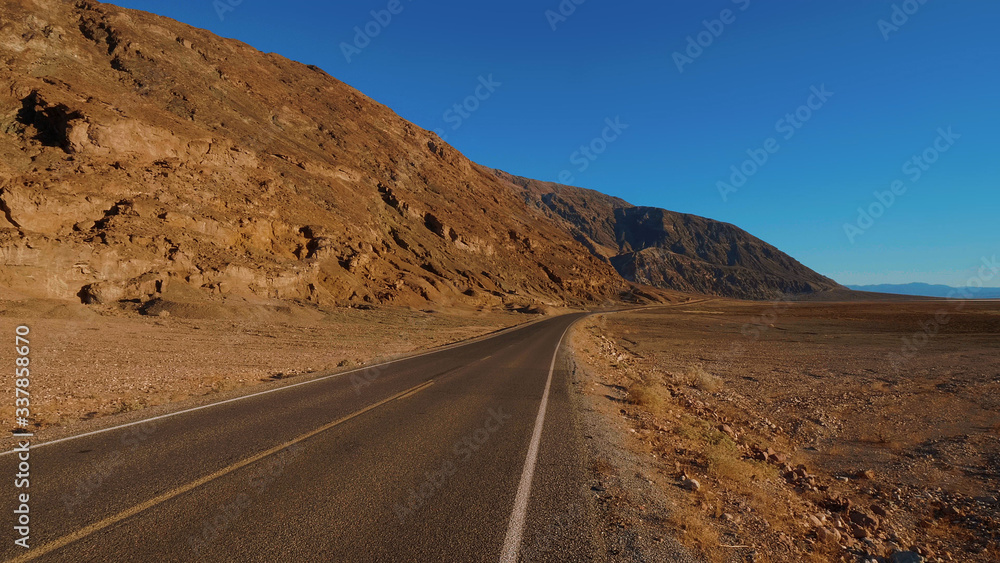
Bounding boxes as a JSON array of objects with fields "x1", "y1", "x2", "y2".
[{"x1": 112, "y1": 0, "x2": 999, "y2": 287}]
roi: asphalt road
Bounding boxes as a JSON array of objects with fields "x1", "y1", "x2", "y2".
[{"x1": 2, "y1": 313, "x2": 603, "y2": 562}]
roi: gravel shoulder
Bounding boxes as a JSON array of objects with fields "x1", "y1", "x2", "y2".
[{"x1": 567, "y1": 311, "x2": 703, "y2": 563}]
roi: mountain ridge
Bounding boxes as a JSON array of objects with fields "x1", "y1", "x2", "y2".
[{"x1": 493, "y1": 170, "x2": 841, "y2": 300}]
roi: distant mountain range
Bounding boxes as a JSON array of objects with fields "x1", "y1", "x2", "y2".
[{"x1": 847, "y1": 283, "x2": 1000, "y2": 299}]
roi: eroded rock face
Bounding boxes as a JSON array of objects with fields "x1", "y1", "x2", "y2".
[
  {"x1": 496, "y1": 170, "x2": 841, "y2": 300},
  {"x1": 0, "y1": 0, "x2": 626, "y2": 309}
]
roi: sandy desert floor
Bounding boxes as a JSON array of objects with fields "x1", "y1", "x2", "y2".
[{"x1": 570, "y1": 299, "x2": 1000, "y2": 562}]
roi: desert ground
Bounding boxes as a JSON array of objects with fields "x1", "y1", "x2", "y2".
[{"x1": 570, "y1": 299, "x2": 1000, "y2": 562}]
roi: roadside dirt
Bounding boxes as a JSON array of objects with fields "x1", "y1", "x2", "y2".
[{"x1": 569, "y1": 299, "x2": 1000, "y2": 562}]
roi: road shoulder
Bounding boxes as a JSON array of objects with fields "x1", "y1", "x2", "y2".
[{"x1": 567, "y1": 315, "x2": 702, "y2": 562}]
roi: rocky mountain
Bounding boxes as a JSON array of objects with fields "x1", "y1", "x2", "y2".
[
  {"x1": 0, "y1": 0, "x2": 629, "y2": 311},
  {"x1": 495, "y1": 171, "x2": 841, "y2": 300}
]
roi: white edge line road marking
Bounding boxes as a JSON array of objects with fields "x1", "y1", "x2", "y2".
[
  {"x1": 0, "y1": 315, "x2": 551, "y2": 457},
  {"x1": 497, "y1": 299, "x2": 706, "y2": 561},
  {"x1": 498, "y1": 320, "x2": 573, "y2": 563}
]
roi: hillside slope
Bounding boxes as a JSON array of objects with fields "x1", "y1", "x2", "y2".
[
  {"x1": 0, "y1": 0, "x2": 627, "y2": 311},
  {"x1": 495, "y1": 171, "x2": 840, "y2": 300}
]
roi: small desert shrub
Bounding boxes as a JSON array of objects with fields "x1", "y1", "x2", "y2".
[
  {"x1": 674, "y1": 414, "x2": 707, "y2": 442},
  {"x1": 110, "y1": 399, "x2": 146, "y2": 414},
  {"x1": 706, "y1": 448, "x2": 750, "y2": 483},
  {"x1": 666, "y1": 510, "x2": 723, "y2": 563},
  {"x1": 705, "y1": 443, "x2": 776, "y2": 484},
  {"x1": 684, "y1": 365, "x2": 723, "y2": 392},
  {"x1": 208, "y1": 378, "x2": 239, "y2": 394},
  {"x1": 674, "y1": 414, "x2": 779, "y2": 485},
  {"x1": 629, "y1": 380, "x2": 667, "y2": 413}
]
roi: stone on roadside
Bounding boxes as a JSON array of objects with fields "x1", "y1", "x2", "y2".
[
  {"x1": 939, "y1": 504, "x2": 961, "y2": 518},
  {"x1": 849, "y1": 510, "x2": 878, "y2": 529},
  {"x1": 816, "y1": 526, "x2": 837, "y2": 542}
]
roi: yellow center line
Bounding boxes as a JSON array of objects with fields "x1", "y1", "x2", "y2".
[{"x1": 13, "y1": 379, "x2": 436, "y2": 563}]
